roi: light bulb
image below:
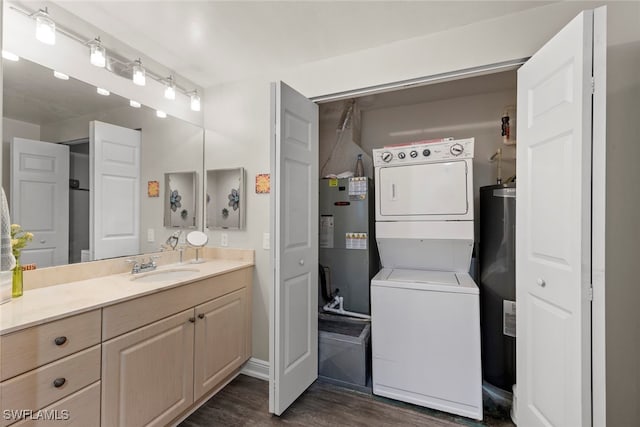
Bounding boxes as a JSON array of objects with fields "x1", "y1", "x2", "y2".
[
  {"x1": 132, "y1": 59, "x2": 146, "y2": 86},
  {"x1": 129, "y1": 100, "x2": 141, "y2": 108},
  {"x1": 190, "y1": 92, "x2": 201, "y2": 112},
  {"x1": 156, "y1": 110, "x2": 167, "y2": 118},
  {"x1": 35, "y1": 9, "x2": 56, "y2": 45},
  {"x1": 164, "y1": 77, "x2": 176, "y2": 100},
  {"x1": 97, "y1": 87, "x2": 110, "y2": 96},
  {"x1": 53, "y1": 71, "x2": 69, "y2": 80},
  {"x1": 89, "y1": 38, "x2": 106, "y2": 68},
  {"x1": 1, "y1": 51, "x2": 19, "y2": 61}
]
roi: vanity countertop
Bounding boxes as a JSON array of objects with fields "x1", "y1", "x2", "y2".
[{"x1": 0, "y1": 258, "x2": 253, "y2": 336}]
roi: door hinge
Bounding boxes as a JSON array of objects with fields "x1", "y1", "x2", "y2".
[
  {"x1": 588, "y1": 287, "x2": 593, "y2": 301},
  {"x1": 591, "y1": 77, "x2": 595, "y2": 94}
]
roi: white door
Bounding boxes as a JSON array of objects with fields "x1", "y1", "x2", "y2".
[
  {"x1": 516, "y1": 10, "x2": 596, "y2": 426},
  {"x1": 10, "y1": 138, "x2": 69, "y2": 267},
  {"x1": 269, "y1": 81, "x2": 319, "y2": 415},
  {"x1": 90, "y1": 121, "x2": 141, "y2": 261}
]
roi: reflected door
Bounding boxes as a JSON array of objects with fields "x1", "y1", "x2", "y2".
[
  {"x1": 90, "y1": 121, "x2": 141, "y2": 260},
  {"x1": 10, "y1": 137, "x2": 69, "y2": 267}
]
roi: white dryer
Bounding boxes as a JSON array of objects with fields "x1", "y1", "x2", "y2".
[{"x1": 371, "y1": 138, "x2": 482, "y2": 420}]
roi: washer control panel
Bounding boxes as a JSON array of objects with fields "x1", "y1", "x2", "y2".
[{"x1": 373, "y1": 138, "x2": 474, "y2": 166}]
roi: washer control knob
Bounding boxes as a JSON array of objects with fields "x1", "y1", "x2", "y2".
[
  {"x1": 410, "y1": 150, "x2": 418, "y2": 158},
  {"x1": 450, "y1": 143, "x2": 464, "y2": 156},
  {"x1": 398, "y1": 152, "x2": 406, "y2": 159},
  {"x1": 381, "y1": 152, "x2": 393, "y2": 162},
  {"x1": 422, "y1": 149, "x2": 431, "y2": 157}
]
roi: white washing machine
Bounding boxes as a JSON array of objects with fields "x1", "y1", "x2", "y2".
[{"x1": 371, "y1": 138, "x2": 482, "y2": 420}]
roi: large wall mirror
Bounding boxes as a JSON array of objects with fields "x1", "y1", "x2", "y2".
[
  {"x1": 206, "y1": 168, "x2": 245, "y2": 230},
  {"x1": 2, "y1": 56, "x2": 205, "y2": 267}
]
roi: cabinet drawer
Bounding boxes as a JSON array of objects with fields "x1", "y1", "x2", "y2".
[
  {"x1": 8, "y1": 381, "x2": 100, "y2": 427},
  {"x1": 1, "y1": 310, "x2": 101, "y2": 380},
  {"x1": 1, "y1": 345, "x2": 101, "y2": 425},
  {"x1": 103, "y1": 268, "x2": 251, "y2": 340}
]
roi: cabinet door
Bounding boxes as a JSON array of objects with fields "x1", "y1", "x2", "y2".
[
  {"x1": 102, "y1": 309, "x2": 195, "y2": 427},
  {"x1": 194, "y1": 288, "x2": 247, "y2": 400}
]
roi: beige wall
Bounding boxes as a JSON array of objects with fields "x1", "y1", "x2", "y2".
[{"x1": 604, "y1": 30, "x2": 640, "y2": 426}]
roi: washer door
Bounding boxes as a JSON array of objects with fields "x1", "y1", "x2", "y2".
[{"x1": 376, "y1": 160, "x2": 469, "y2": 220}]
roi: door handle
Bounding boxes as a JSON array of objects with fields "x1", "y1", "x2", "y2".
[{"x1": 391, "y1": 183, "x2": 397, "y2": 201}]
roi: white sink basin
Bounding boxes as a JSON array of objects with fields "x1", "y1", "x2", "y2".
[{"x1": 130, "y1": 268, "x2": 200, "y2": 283}]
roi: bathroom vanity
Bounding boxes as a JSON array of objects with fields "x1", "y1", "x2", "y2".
[{"x1": 0, "y1": 250, "x2": 253, "y2": 427}]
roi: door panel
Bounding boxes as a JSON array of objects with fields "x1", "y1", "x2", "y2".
[
  {"x1": 194, "y1": 289, "x2": 246, "y2": 400},
  {"x1": 516, "y1": 10, "x2": 593, "y2": 427},
  {"x1": 378, "y1": 161, "x2": 468, "y2": 216},
  {"x1": 270, "y1": 81, "x2": 318, "y2": 416},
  {"x1": 101, "y1": 309, "x2": 194, "y2": 427},
  {"x1": 10, "y1": 138, "x2": 69, "y2": 267},
  {"x1": 90, "y1": 121, "x2": 141, "y2": 261}
]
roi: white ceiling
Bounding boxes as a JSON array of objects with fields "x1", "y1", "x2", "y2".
[{"x1": 53, "y1": 1, "x2": 553, "y2": 89}]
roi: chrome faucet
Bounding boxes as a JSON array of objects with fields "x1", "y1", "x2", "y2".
[{"x1": 126, "y1": 256, "x2": 160, "y2": 274}]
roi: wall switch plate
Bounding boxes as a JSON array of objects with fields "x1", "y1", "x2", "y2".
[
  {"x1": 147, "y1": 228, "x2": 155, "y2": 243},
  {"x1": 263, "y1": 233, "x2": 270, "y2": 250},
  {"x1": 221, "y1": 233, "x2": 229, "y2": 247}
]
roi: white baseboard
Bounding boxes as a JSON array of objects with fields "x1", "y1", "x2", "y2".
[{"x1": 241, "y1": 357, "x2": 269, "y2": 381}]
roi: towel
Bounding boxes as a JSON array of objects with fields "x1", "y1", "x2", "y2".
[{"x1": 1, "y1": 188, "x2": 16, "y2": 271}]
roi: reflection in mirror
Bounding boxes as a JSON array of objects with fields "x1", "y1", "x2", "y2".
[
  {"x1": 164, "y1": 172, "x2": 197, "y2": 228},
  {"x1": 2, "y1": 57, "x2": 204, "y2": 267},
  {"x1": 206, "y1": 168, "x2": 245, "y2": 230}
]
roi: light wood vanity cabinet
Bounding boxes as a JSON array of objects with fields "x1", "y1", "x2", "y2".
[
  {"x1": 101, "y1": 267, "x2": 252, "y2": 426},
  {"x1": 0, "y1": 310, "x2": 102, "y2": 427},
  {"x1": 0, "y1": 266, "x2": 252, "y2": 427},
  {"x1": 101, "y1": 310, "x2": 195, "y2": 427}
]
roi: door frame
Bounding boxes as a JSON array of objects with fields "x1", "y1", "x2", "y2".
[{"x1": 270, "y1": 12, "x2": 606, "y2": 420}]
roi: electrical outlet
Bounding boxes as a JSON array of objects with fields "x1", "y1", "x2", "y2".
[
  {"x1": 147, "y1": 228, "x2": 155, "y2": 243},
  {"x1": 221, "y1": 233, "x2": 228, "y2": 247},
  {"x1": 263, "y1": 233, "x2": 270, "y2": 250}
]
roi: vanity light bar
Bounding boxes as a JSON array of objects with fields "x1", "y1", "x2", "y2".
[
  {"x1": 34, "y1": 8, "x2": 56, "y2": 45},
  {"x1": 9, "y1": 4, "x2": 202, "y2": 112}
]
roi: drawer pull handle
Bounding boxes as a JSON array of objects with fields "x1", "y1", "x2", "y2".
[
  {"x1": 54, "y1": 336, "x2": 67, "y2": 346},
  {"x1": 198, "y1": 313, "x2": 205, "y2": 319},
  {"x1": 53, "y1": 378, "x2": 66, "y2": 388},
  {"x1": 188, "y1": 317, "x2": 196, "y2": 323}
]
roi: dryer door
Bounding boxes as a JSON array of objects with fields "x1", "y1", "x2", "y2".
[{"x1": 376, "y1": 159, "x2": 471, "y2": 221}]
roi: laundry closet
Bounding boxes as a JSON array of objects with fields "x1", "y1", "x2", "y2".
[{"x1": 316, "y1": 69, "x2": 518, "y2": 420}]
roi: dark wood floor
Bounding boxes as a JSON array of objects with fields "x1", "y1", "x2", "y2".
[{"x1": 180, "y1": 375, "x2": 515, "y2": 427}]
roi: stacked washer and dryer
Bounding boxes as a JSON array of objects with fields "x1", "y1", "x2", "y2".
[{"x1": 371, "y1": 138, "x2": 483, "y2": 421}]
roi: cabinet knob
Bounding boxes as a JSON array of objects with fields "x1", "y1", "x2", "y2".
[
  {"x1": 198, "y1": 313, "x2": 205, "y2": 319},
  {"x1": 537, "y1": 278, "x2": 546, "y2": 287},
  {"x1": 54, "y1": 336, "x2": 67, "y2": 346},
  {"x1": 188, "y1": 317, "x2": 196, "y2": 323},
  {"x1": 53, "y1": 378, "x2": 66, "y2": 388}
]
